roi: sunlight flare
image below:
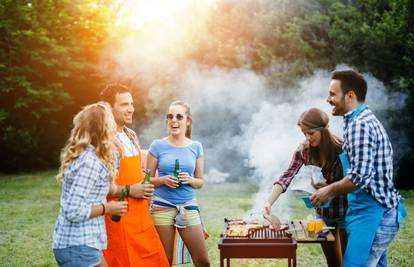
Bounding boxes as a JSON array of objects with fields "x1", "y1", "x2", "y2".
[{"x1": 116, "y1": 0, "x2": 192, "y2": 29}]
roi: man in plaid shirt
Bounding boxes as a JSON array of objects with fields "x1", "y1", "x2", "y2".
[{"x1": 311, "y1": 69, "x2": 406, "y2": 267}]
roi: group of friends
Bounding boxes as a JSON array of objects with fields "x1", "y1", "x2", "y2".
[
  {"x1": 263, "y1": 69, "x2": 407, "y2": 267},
  {"x1": 52, "y1": 69, "x2": 406, "y2": 267},
  {"x1": 52, "y1": 84, "x2": 209, "y2": 267}
]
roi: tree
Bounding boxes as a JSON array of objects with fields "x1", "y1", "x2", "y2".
[{"x1": 0, "y1": 0, "x2": 112, "y2": 172}]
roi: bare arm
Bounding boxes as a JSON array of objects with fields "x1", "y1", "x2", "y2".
[
  {"x1": 180, "y1": 157, "x2": 204, "y2": 189},
  {"x1": 266, "y1": 184, "x2": 284, "y2": 206},
  {"x1": 146, "y1": 152, "x2": 178, "y2": 188},
  {"x1": 106, "y1": 181, "x2": 154, "y2": 200},
  {"x1": 263, "y1": 184, "x2": 284, "y2": 217}
]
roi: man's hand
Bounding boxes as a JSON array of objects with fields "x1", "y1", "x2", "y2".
[
  {"x1": 106, "y1": 201, "x2": 128, "y2": 216},
  {"x1": 311, "y1": 179, "x2": 328, "y2": 189},
  {"x1": 310, "y1": 185, "x2": 334, "y2": 207},
  {"x1": 130, "y1": 183, "x2": 154, "y2": 199}
]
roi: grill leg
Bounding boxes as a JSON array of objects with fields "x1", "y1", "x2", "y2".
[
  {"x1": 220, "y1": 256, "x2": 224, "y2": 267},
  {"x1": 227, "y1": 258, "x2": 230, "y2": 267}
]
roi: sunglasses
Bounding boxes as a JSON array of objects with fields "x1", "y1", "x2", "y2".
[{"x1": 166, "y1": 113, "x2": 185, "y2": 121}]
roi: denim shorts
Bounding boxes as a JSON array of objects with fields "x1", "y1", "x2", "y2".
[
  {"x1": 366, "y1": 207, "x2": 399, "y2": 267},
  {"x1": 53, "y1": 245, "x2": 102, "y2": 267}
]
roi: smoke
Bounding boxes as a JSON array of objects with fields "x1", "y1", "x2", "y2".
[
  {"x1": 101, "y1": 1, "x2": 408, "y2": 220},
  {"x1": 134, "y1": 64, "x2": 407, "y2": 219}
]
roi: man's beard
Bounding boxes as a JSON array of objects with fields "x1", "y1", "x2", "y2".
[{"x1": 332, "y1": 97, "x2": 346, "y2": 116}]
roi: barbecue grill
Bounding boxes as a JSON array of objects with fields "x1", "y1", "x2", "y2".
[{"x1": 218, "y1": 218, "x2": 297, "y2": 267}]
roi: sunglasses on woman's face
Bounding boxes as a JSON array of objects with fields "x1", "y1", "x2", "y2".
[{"x1": 166, "y1": 113, "x2": 185, "y2": 121}]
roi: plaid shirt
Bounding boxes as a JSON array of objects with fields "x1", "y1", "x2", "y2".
[
  {"x1": 53, "y1": 145, "x2": 110, "y2": 250},
  {"x1": 275, "y1": 143, "x2": 347, "y2": 219},
  {"x1": 343, "y1": 105, "x2": 399, "y2": 209}
]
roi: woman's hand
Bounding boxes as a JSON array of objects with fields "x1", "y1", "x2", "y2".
[
  {"x1": 162, "y1": 175, "x2": 179, "y2": 188},
  {"x1": 105, "y1": 201, "x2": 128, "y2": 217},
  {"x1": 178, "y1": 172, "x2": 194, "y2": 185},
  {"x1": 262, "y1": 202, "x2": 272, "y2": 221}
]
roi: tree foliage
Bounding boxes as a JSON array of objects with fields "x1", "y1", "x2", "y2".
[
  {"x1": 0, "y1": 0, "x2": 413, "y2": 183},
  {"x1": 0, "y1": 0, "x2": 112, "y2": 171}
]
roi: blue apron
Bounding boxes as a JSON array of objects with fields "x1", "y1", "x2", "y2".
[{"x1": 340, "y1": 104, "x2": 407, "y2": 267}]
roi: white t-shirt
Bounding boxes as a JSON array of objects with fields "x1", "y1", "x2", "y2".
[{"x1": 117, "y1": 131, "x2": 138, "y2": 157}]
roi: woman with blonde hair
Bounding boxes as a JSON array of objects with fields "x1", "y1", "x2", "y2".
[
  {"x1": 147, "y1": 100, "x2": 210, "y2": 267},
  {"x1": 53, "y1": 102, "x2": 128, "y2": 267},
  {"x1": 263, "y1": 107, "x2": 348, "y2": 267}
]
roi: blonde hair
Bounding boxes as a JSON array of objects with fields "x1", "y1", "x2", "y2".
[
  {"x1": 298, "y1": 108, "x2": 342, "y2": 172},
  {"x1": 169, "y1": 100, "x2": 193, "y2": 138},
  {"x1": 56, "y1": 102, "x2": 117, "y2": 189}
]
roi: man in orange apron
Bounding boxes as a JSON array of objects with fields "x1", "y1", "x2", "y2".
[{"x1": 100, "y1": 83, "x2": 169, "y2": 267}]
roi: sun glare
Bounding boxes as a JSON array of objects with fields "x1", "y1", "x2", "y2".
[{"x1": 117, "y1": 0, "x2": 192, "y2": 29}]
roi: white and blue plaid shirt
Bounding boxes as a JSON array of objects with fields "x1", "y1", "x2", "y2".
[
  {"x1": 343, "y1": 105, "x2": 399, "y2": 209},
  {"x1": 53, "y1": 145, "x2": 110, "y2": 250}
]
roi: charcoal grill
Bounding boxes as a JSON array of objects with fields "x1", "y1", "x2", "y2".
[{"x1": 218, "y1": 218, "x2": 297, "y2": 267}]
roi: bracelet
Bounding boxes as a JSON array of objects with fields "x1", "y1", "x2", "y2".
[
  {"x1": 101, "y1": 203, "x2": 105, "y2": 216},
  {"x1": 125, "y1": 185, "x2": 130, "y2": 197}
]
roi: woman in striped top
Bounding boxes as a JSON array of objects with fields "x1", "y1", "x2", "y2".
[{"x1": 263, "y1": 107, "x2": 347, "y2": 267}]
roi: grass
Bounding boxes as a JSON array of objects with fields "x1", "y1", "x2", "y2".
[{"x1": 0, "y1": 171, "x2": 413, "y2": 267}]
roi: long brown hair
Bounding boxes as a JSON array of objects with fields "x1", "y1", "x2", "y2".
[
  {"x1": 56, "y1": 102, "x2": 117, "y2": 189},
  {"x1": 298, "y1": 108, "x2": 342, "y2": 172},
  {"x1": 169, "y1": 100, "x2": 193, "y2": 138}
]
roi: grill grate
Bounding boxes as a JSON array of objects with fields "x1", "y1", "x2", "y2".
[{"x1": 251, "y1": 227, "x2": 290, "y2": 239}]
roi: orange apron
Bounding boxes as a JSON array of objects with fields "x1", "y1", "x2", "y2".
[{"x1": 103, "y1": 154, "x2": 169, "y2": 267}]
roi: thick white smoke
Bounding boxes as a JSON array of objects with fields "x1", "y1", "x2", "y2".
[{"x1": 135, "y1": 64, "x2": 406, "y2": 219}]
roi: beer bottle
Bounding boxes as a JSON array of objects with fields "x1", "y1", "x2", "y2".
[
  {"x1": 144, "y1": 169, "x2": 151, "y2": 184},
  {"x1": 111, "y1": 188, "x2": 127, "y2": 222},
  {"x1": 174, "y1": 159, "x2": 181, "y2": 187}
]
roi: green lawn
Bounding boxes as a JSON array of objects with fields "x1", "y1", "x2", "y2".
[{"x1": 0, "y1": 171, "x2": 413, "y2": 267}]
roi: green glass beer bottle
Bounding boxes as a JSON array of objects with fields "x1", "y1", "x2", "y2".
[
  {"x1": 111, "y1": 188, "x2": 127, "y2": 222},
  {"x1": 144, "y1": 169, "x2": 151, "y2": 184},
  {"x1": 174, "y1": 159, "x2": 181, "y2": 187}
]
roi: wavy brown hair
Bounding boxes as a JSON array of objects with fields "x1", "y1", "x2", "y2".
[
  {"x1": 56, "y1": 102, "x2": 117, "y2": 190},
  {"x1": 298, "y1": 108, "x2": 342, "y2": 172}
]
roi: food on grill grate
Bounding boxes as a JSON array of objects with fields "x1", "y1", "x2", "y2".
[
  {"x1": 227, "y1": 226, "x2": 249, "y2": 237},
  {"x1": 226, "y1": 224, "x2": 263, "y2": 237}
]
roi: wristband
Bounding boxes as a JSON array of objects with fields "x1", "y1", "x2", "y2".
[{"x1": 101, "y1": 203, "x2": 106, "y2": 216}]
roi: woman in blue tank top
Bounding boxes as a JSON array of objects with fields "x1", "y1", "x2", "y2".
[{"x1": 147, "y1": 100, "x2": 210, "y2": 267}]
